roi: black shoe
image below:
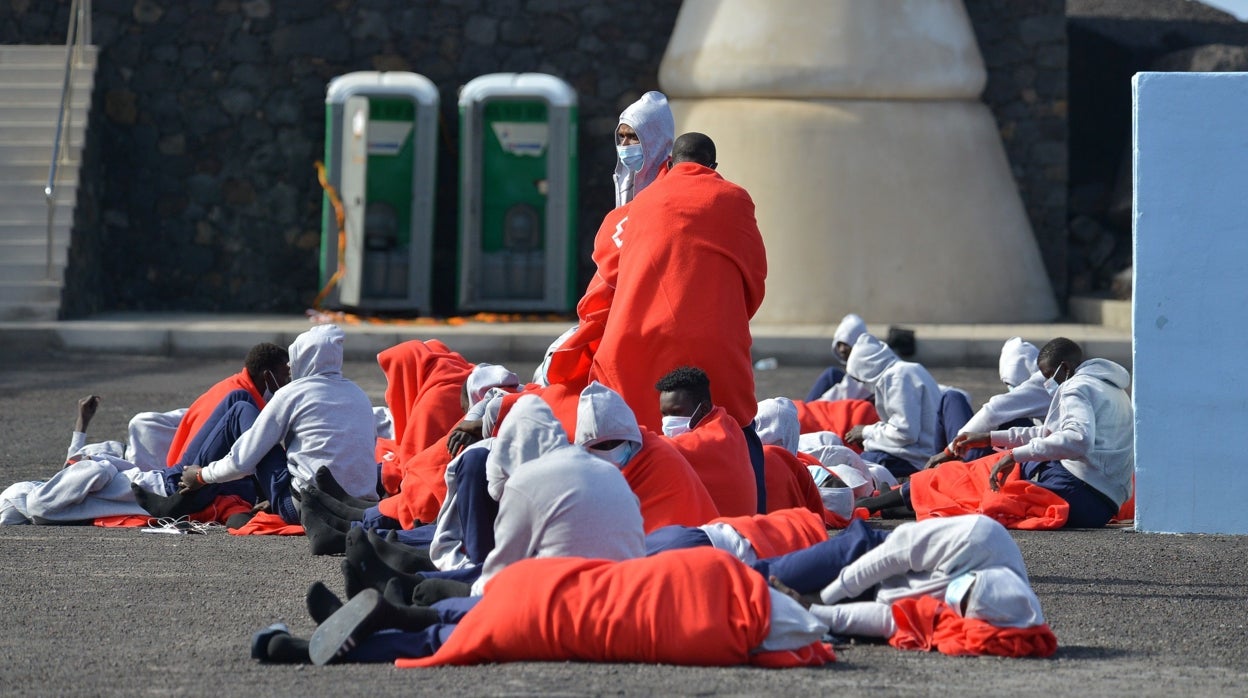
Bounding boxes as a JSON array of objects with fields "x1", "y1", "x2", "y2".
[{"x1": 309, "y1": 589, "x2": 388, "y2": 665}]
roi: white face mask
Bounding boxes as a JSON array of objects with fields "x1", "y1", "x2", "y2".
[
  {"x1": 261, "y1": 371, "x2": 277, "y2": 402},
  {"x1": 662, "y1": 415, "x2": 692, "y2": 438},
  {"x1": 1042, "y1": 364, "x2": 1069, "y2": 393},
  {"x1": 592, "y1": 441, "x2": 637, "y2": 469},
  {"x1": 616, "y1": 143, "x2": 644, "y2": 172}
]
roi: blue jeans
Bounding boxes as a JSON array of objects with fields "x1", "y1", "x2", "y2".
[{"x1": 750, "y1": 519, "x2": 889, "y2": 594}]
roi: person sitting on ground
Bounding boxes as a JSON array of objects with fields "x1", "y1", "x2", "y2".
[
  {"x1": 165, "y1": 342, "x2": 291, "y2": 467},
  {"x1": 952, "y1": 337, "x2": 1133, "y2": 528},
  {"x1": 574, "y1": 381, "x2": 720, "y2": 532},
  {"x1": 135, "y1": 325, "x2": 377, "y2": 526},
  {"x1": 656, "y1": 366, "x2": 759, "y2": 517},
  {"x1": 842, "y1": 333, "x2": 942, "y2": 479},
  {"x1": 925, "y1": 337, "x2": 1053, "y2": 469},
  {"x1": 335, "y1": 395, "x2": 648, "y2": 604},
  {"x1": 805, "y1": 313, "x2": 874, "y2": 403},
  {"x1": 859, "y1": 338, "x2": 1133, "y2": 530},
  {"x1": 374, "y1": 339, "x2": 477, "y2": 498}
]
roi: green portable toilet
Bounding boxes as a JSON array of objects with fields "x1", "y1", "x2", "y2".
[
  {"x1": 457, "y1": 73, "x2": 578, "y2": 312},
  {"x1": 321, "y1": 71, "x2": 438, "y2": 314}
]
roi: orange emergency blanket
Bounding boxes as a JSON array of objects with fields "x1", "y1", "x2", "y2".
[
  {"x1": 545, "y1": 205, "x2": 630, "y2": 386},
  {"x1": 666, "y1": 406, "x2": 757, "y2": 518},
  {"x1": 396, "y1": 547, "x2": 835, "y2": 668},
  {"x1": 92, "y1": 494, "x2": 253, "y2": 528},
  {"x1": 889, "y1": 595, "x2": 1058, "y2": 658},
  {"x1": 167, "y1": 370, "x2": 265, "y2": 466},
  {"x1": 228, "y1": 510, "x2": 305, "y2": 536},
  {"x1": 794, "y1": 399, "x2": 878, "y2": 441},
  {"x1": 908, "y1": 453, "x2": 1070, "y2": 530},
  {"x1": 589, "y1": 163, "x2": 766, "y2": 432},
  {"x1": 711, "y1": 507, "x2": 828, "y2": 560},
  {"x1": 375, "y1": 340, "x2": 473, "y2": 495},
  {"x1": 492, "y1": 382, "x2": 583, "y2": 441},
  {"x1": 376, "y1": 433, "x2": 455, "y2": 529},
  {"x1": 625, "y1": 429, "x2": 721, "y2": 533}
]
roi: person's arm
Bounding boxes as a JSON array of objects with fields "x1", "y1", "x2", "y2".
[
  {"x1": 818, "y1": 528, "x2": 914, "y2": 604},
  {"x1": 807, "y1": 601, "x2": 896, "y2": 639},
  {"x1": 197, "y1": 395, "x2": 293, "y2": 485},
  {"x1": 1003, "y1": 386, "x2": 1094, "y2": 463}
]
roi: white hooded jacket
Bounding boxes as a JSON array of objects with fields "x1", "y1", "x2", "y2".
[
  {"x1": 819, "y1": 314, "x2": 873, "y2": 401},
  {"x1": 573, "y1": 381, "x2": 643, "y2": 451},
  {"x1": 991, "y1": 358, "x2": 1134, "y2": 506},
  {"x1": 613, "y1": 91, "x2": 675, "y2": 207},
  {"x1": 474, "y1": 395, "x2": 645, "y2": 595},
  {"x1": 201, "y1": 324, "x2": 378, "y2": 499},
  {"x1": 811, "y1": 515, "x2": 1033, "y2": 637},
  {"x1": 846, "y1": 334, "x2": 941, "y2": 469}
]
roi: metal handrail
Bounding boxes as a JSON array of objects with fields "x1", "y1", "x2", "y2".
[{"x1": 44, "y1": 0, "x2": 91, "y2": 280}]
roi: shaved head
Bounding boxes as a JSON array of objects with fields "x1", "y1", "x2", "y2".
[{"x1": 670, "y1": 132, "x2": 716, "y2": 169}]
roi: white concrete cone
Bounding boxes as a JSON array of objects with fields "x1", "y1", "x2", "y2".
[{"x1": 659, "y1": 0, "x2": 1058, "y2": 324}]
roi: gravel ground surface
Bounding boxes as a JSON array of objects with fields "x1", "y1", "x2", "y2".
[{"x1": 1, "y1": 348, "x2": 1245, "y2": 697}]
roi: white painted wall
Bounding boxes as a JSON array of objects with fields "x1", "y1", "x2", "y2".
[{"x1": 1132, "y1": 71, "x2": 1248, "y2": 534}]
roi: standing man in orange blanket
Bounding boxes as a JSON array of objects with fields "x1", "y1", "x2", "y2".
[
  {"x1": 591, "y1": 133, "x2": 768, "y2": 512},
  {"x1": 541, "y1": 91, "x2": 676, "y2": 387}
]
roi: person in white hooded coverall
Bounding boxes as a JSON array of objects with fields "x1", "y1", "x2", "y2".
[
  {"x1": 0, "y1": 396, "x2": 186, "y2": 524},
  {"x1": 805, "y1": 313, "x2": 874, "y2": 402},
  {"x1": 155, "y1": 325, "x2": 377, "y2": 525},
  {"x1": 843, "y1": 333, "x2": 942, "y2": 478},
  {"x1": 470, "y1": 394, "x2": 646, "y2": 595},
  {"x1": 925, "y1": 337, "x2": 1055, "y2": 469},
  {"x1": 953, "y1": 337, "x2": 1134, "y2": 528},
  {"x1": 787, "y1": 514, "x2": 1045, "y2": 638}
]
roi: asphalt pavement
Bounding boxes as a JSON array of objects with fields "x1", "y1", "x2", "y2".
[{"x1": 0, "y1": 345, "x2": 1244, "y2": 697}]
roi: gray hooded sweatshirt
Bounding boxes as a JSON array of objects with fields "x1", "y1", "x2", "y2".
[
  {"x1": 846, "y1": 333, "x2": 942, "y2": 469},
  {"x1": 819, "y1": 314, "x2": 873, "y2": 401},
  {"x1": 991, "y1": 358, "x2": 1134, "y2": 506},
  {"x1": 474, "y1": 395, "x2": 645, "y2": 595},
  {"x1": 201, "y1": 324, "x2": 378, "y2": 500},
  {"x1": 613, "y1": 91, "x2": 675, "y2": 207}
]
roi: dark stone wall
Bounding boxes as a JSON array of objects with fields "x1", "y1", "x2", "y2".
[
  {"x1": 1, "y1": 0, "x2": 1069, "y2": 317},
  {"x1": 1066, "y1": 0, "x2": 1248, "y2": 298},
  {"x1": 966, "y1": 0, "x2": 1069, "y2": 304}
]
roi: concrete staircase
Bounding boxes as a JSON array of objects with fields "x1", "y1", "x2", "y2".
[{"x1": 0, "y1": 45, "x2": 96, "y2": 321}]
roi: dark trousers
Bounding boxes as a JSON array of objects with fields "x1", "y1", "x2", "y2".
[
  {"x1": 805, "y1": 366, "x2": 846, "y2": 402},
  {"x1": 860, "y1": 449, "x2": 919, "y2": 479},
  {"x1": 750, "y1": 519, "x2": 889, "y2": 594},
  {"x1": 1020, "y1": 460, "x2": 1119, "y2": 528},
  {"x1": 742, "y1": 424, "x2": 767, "y2": 514},
  {"x1": 164, "y1": 390, "x2": 296, "y2": 522},
  {"x1": 342, "y1": 596, "x2": 480, "y2": 663}
]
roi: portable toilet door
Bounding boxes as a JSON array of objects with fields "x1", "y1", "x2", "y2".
[
  {"x1": 321, "y1": 71, "x2": 439, "y2": 314},
  {"x1": 457, "y1": 73, "x2": 578, "y2": 312}
]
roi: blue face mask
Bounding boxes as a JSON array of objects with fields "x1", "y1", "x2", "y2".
[
  {"x1": 616, "y1": 143, "x2": 644, "y2": 172},
  {"x1": 593, "y1": 441, "x2": 638, "y2": 469}
]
